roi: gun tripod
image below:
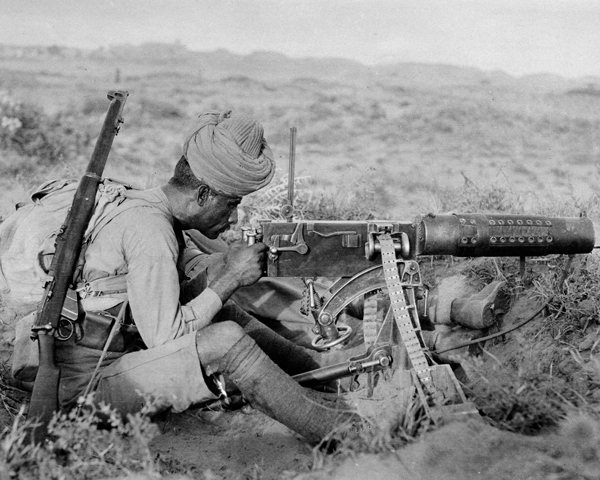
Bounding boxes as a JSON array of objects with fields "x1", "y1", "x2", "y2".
[{"x1": 293, "y1": 232, "x2": 478, "y2": 421}]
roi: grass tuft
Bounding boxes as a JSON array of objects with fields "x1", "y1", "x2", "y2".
[
  {"x1": 0, "y1": 395, "x2": 169, "y2": 480},
  {"x1": 311, "y1": 394, "x2": 433, "y2": 472},
  {"x1": 241, "y1": 175, "x2": 380, "y2": 225},
  {"x1": 464, "y1": 358, "x2": 572, "y2": 434},
  {"x1": 460, "y1": 252, "x2": 600, "y2": 435}
]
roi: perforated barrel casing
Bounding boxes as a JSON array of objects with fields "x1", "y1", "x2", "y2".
[{"x1": 415, "y1": 214, "x2": 595, "y2": 257}]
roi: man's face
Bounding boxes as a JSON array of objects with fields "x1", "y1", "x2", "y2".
[{"x1": 196, "y1": 191, "x2": 242, "y2": 239}]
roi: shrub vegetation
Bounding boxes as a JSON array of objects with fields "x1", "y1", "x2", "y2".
[{"x1": 0, "y1": 92, "x2": 90, "y2": 167}]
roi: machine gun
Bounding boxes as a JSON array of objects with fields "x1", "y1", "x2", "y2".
[
  {"x1": 242, "y1": 129, "x2": 596, "y2": 418},
  {"x1": 258, "y1": 212, "x2": 594, "y2": 339}
]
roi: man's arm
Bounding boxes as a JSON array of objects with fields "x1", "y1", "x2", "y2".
[
  {"x1": 204, "y1": 243, "x2": 267, "y2": 302},
  {"x1": 121, "y1": 211, "x2": 265, "y2": 345},
  {"x1": 180, "y1": 234, "x2": 266, "y2": 305},
  {"x1": 179, "y1": 254, "x2": 222, "y2": 304}
]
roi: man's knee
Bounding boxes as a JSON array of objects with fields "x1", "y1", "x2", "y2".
[
  {"x1": 213, "y1": 301, "x2": 253, "y2": 328},
  {"x1": 195, "y1": 321, "x2": 246, "y2": 367}
]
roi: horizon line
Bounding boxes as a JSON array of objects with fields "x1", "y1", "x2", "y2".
[{"x1": 1, "y1": 41, "x2": 599, "y2": 82}]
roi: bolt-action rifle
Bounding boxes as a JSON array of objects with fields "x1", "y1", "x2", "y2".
[
  {"x1": 242, "y1": 128, "x2": 596, "y2": 418},
  {"x1": 27, "y1": 91, "x2": 129, "y2": 444}
]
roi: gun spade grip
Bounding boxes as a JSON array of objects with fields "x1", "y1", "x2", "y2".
[{"x1": 416, "y1": 214, "x2": 595, "y2": 257}]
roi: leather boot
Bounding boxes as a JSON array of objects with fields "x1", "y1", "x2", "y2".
[{"x1": 450, "y1": 281, "x2": 508, "y2": 329}]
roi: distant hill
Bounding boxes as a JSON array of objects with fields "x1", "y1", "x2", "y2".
[
  {"x1": 375, "y1": 62, "x2": 499, "y2": 88},
  {"x1": 1, "y1": 42, "x2": 599, "y2": 92}
]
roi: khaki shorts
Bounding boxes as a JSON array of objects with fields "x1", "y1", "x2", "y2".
[{"x1": 89, "y1": 333, "x2": 218, "y2": 416}]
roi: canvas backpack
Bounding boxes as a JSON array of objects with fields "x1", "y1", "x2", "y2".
[
  {"x1": 0, "y1": 178, "x2": 132, "y2": 314},
  {"x1": 0, "y1": 178, "x2": 133, "y2": 381}
]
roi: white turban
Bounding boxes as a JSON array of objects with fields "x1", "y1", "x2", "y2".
[{"x1": 182, "y1": 111, "x2": 275, "y2": 197}]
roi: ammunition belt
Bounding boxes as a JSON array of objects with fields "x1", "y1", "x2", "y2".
[
  {"x1": 362, "y1": 292, "x2": 381, "y2": 349},
  {"x1": 378, "y1": 234, "x2": 436, "y2": 397}
]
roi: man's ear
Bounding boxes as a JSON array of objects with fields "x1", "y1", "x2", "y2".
[{"x1": 196, "y1": 185, "x2": 212, "y2": 206}]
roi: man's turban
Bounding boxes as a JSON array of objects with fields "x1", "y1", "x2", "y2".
[{"x1": 182, "y1": 111, "x2": 275, "y2": 197}]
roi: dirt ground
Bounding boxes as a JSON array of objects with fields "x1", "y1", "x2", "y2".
[{"x1": 1, "y1": 257, "x2": 600, "y2": 480}]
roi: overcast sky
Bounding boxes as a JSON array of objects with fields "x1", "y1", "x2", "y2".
[{"x1": 1, "y1": 0, "x2": 598, "y2": 78}]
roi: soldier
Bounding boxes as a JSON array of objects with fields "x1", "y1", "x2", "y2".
[
  {"x1": 54, "y1": 111, "x2": 358, "y2": 445},
  {"x1": 6, "y1": 109, "x2": 509, "y2": 446}
]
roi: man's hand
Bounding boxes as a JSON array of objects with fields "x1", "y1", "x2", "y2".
[
  {"x1": 222, "y1": 243, "x2": 267, "y2": 287},
  {"x1": 207, "y1": 243, "x2": 267, "y2": 302}
]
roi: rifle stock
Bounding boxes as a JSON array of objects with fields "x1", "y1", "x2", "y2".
[{"x1": 27, "y1": 91, "x2": 128, "y2": 444}]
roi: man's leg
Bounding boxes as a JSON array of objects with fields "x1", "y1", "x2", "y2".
[
  {"x1": 91, "y1": 334, "x2": 221, "y2": 417},
  {"x1": 214, "y1": 302, "x2": 364, "y2": 376},
  {"x1": 197, "y1": 321, "x2": 359, "y2": 445}
]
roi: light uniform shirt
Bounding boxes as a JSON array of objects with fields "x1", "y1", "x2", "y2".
[{"x1": 79, "y1": 187, "x2": 221, "y2": 348}]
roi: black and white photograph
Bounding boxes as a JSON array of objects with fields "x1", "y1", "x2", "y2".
[{"x1": 0, "y1": 1, "x2": 599, "y2": 478}]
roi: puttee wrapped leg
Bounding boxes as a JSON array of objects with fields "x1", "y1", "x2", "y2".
[{"x1": 216, "y1": 333, "x2": 359, "y2": 444}]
